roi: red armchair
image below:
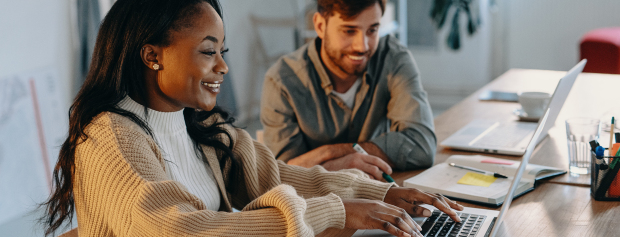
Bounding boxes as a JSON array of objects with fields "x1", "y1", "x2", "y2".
[{"x1": 580, "y1": 27, "x2": 620, "y2": 74}]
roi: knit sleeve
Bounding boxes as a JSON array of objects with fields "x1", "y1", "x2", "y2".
[
  {"x1": 232, "y1": 126, "x2": 395, "y2": 201},
  {"x1": 278, "y1": 159, "x2": 395, "y2": 200},
  {"x1": 73, "y1": 113, "x2": 344, "y2": 236}
]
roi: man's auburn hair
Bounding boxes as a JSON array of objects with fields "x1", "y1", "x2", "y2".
[{"x1": 317, "y1": 0, "x2": 386, "y2": 20}]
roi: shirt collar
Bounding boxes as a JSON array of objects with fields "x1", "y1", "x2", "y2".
[{"x1": 308, "y1": 37, "x2": 334, "y2": 95}]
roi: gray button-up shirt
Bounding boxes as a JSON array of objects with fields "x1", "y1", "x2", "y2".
[{"x1": 260, "y1": 36, "x2": 436, "y2": 170}]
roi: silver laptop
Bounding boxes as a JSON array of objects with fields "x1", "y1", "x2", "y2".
[
  {"x1": 354, "y1": 108, "x2": 552, "y2": 237},
  {"x1": 440, "y1": 59, "x2": 587, "y2": 155}
]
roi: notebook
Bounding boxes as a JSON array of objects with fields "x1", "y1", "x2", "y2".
[
  {"x1": 440, "y1": 59, "x2": 587, "y2": 156},
  {"x1": 354, "y1": 108, "x2": 552, "y2": 237},
  {"x1": 402, "y1": 155, "x2": 565, "y2": 206}
]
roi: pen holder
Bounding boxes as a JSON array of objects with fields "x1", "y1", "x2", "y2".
[{"x1": 591, "y1": 151, "x2": 620, "y2": 201}]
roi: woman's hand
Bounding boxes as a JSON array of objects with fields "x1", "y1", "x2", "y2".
[
  {"x1": 383, "y1": 187, "x2": 464, "y2": 222},
  {"x1": 343, "y1": 199, "x2": 423, "y2": 237}
]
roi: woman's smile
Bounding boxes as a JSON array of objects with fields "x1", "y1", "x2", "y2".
[{"x1": 201, "y1": 81, "x2": 222, "y2": 93}]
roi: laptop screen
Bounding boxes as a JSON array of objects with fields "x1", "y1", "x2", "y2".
[
  {"x1": 535, "y1": 59, "x2": 587, "y2": 144},
  {"x1": 488, "y1": 108, "x2": 551, "y2": 236}
]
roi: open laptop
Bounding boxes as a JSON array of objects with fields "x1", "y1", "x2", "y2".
[
  {"x1": 440, "y1": 59, "x2": 587, "y2": 155},
  {"x1": 354, "y1": 108, "x2": 552, "y2": 237}
]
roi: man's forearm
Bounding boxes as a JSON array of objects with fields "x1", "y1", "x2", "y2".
[
  {"x1": 286, "y1": 144, "x2": 347, "y2": 167},
  {"x1": 287, "y1": 142, "x2": 395, "y2": 168}
]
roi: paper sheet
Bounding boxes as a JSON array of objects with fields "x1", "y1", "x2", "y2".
[{"x1": 457, "y1": 172, "x2": 497, "y2": 187}]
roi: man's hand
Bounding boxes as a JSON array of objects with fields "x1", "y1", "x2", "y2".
[
  {"x1": 321, "y1": 153, "x2": 392, "y2": 180},
  {"x1": 383, "y1": 187, "x2": 464, "y2": 222},
  {"x1": 343, "y1": 199, "x2": 422, "y2": 237}
]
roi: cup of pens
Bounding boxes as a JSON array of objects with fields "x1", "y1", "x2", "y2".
[
  {"x1": 566, "y1": 118, "x2": 600, "y2": 175},
  {"x1": 590, "y1": 140, "x2": 620, "y2": 201}
]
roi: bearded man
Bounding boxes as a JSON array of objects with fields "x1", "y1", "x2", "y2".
[{"x1": 260, "y1": 0, "x2": 436, "y2": 180}]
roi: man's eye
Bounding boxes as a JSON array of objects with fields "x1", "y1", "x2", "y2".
[{"x1": 345, "y1": 30, "x2": 356, "y2": 34}]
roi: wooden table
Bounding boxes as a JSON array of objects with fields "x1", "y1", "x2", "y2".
[{"x1": 392, "y1": 69, "x2": 620, "y2": 237}]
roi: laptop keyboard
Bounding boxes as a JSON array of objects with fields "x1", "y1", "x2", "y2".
[{"x1": 420, "y1": 210, "x2": 486, "y2": 237}]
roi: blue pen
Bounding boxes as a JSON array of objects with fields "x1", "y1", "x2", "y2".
[
  {"x1": 596, "y1": 146, "x2": 608, "y2": 170},
  {"x1": 595, "y1": 146, "x2": 608, "y2": 188},
  {"x1": 352, "y1": 143, "x2": 395, "y2": 183}
]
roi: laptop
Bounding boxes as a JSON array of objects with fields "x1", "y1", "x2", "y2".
[
  {"x1": 439, "y1": 59, "x2": 587, "y2": 155},
  {"x1": 354, "y1": 107, "x2": 552, "y2": 237}
]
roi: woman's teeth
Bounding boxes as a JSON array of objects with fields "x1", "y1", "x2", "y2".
[{"x1": 201, "y1": 82, "x2": 221, "y2": 88}]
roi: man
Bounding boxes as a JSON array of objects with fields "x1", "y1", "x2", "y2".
[{"x1": 260, "y1": 0, "x2": 436, "y2": 180}]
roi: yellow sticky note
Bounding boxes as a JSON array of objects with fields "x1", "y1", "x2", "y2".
[{"x1": 457, "y1": 172, "x2": 497, "y2": 187}]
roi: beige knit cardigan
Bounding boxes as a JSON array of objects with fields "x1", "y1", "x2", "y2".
[{"x1": 72, "y1": 111, "x2": 394, "y2": 236}]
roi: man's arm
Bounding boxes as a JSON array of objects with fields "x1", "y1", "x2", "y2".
[
  {"x1": 292, "y1": 142, "x2": 393, "y2": 180},
  {"x1": 260, "y1": 75, "x2": 312, "y2": 163},
  {"x1": 370, "y1": 49, "x2": 437, "y2": 170}
]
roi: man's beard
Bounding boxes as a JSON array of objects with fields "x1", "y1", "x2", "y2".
[{"x1": 324, "y1": 34, "x2": 368, "y2": 77}]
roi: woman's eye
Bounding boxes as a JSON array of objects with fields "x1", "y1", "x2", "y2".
[
  {"x1": 220, "y1": 48, "x2": 229, "y2": 57},
  {"x1": 201, "y1": 51, "x2": 216, "y2": 56}
]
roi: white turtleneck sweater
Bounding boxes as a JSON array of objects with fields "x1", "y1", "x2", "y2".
[{"x1": 118, "y1": 97, "x2": 221, "y2": 211}]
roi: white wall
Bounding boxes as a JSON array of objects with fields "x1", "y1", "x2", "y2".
[
  {"x1": 410, "y1": 0, "x2": 620, "y2": 114},
  {"x1": 410, "y1": 0, "x2": 493, "y2": 112},
  {"x1": 0, "y1": 1, "x2": 74, "y2": 236},
  {"x1": 507, "y1": 0, "x2": 620, "y2": 71},
  {"x1": 0, "y1": 0, "x2": 75, "y2": 110},
  {"x1": 220, "y1": 0, "x2": 299, "y2": 125}
]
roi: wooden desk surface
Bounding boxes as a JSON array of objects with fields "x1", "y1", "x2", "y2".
[
  {"x1": 392, "y1": 69, "x2": 620, "y2": 236},
  {"x1": 485, "y1": 182, "x2": 620, "y2": 237},
  {"x1": 394, "y1": 69, "x2": 620, "y2": 186}
]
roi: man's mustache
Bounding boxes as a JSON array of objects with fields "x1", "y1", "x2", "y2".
[{"x1": 343, "y1": 51, "x2": 369, "y2": 56}]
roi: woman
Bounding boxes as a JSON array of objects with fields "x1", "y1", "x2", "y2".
[{"x1": 42, "y1": 0, "x2": 463, "y2": 236}]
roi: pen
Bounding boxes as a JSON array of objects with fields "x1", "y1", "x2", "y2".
[
  {"x1": 610, "y1": 117, "x2": 615, "y2": 151},
  {"x1": 590, "y1": 140, "x2": 600, "y2": 152},
  {"x1": 449, "y1": 163, "x2": 509, "y2": 179},
  {"x1": 352, "y1": 143, "x2": 395, "y2": 182},
  {"x1": 596, "y1": 146, "x2": 609, "y2": 170}
]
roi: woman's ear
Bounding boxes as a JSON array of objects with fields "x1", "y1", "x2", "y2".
[{"x1": 140, "y1": 44, "x2": 163, "y2": 70}]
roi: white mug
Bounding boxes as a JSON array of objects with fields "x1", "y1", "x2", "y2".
[{"x1": 518, "y1": 92, "x2": 551, "y2": 118}]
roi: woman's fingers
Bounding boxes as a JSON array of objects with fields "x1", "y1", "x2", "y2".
[
  {"x1": 442, "y1": 194, "x2": 464, "y2": 211},
  {"x1": 373, "y1": 204, "x2": 422, "y2": 237},
  {"x1": 401, "y1": 200, "x2": 432, "y2": 218},
  {"x1": 375, "y1": 220, "x2": 412, "y2": 237},
  {"x1": 385, "y1": 188, "x2": 464, "y2": 223},
  {"x1": 425, "y1": 193, "x2": 461, "y2": 222},
  {"x1": 403, "y1": 189, "x2": 461, "y2": 222}
]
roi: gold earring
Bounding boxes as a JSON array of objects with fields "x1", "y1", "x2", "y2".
[{"x1": 153, "y1": 64, "x2": 160, "y2": 70}]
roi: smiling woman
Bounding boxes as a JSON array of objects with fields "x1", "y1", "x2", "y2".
[
  {"x1": 40, "y1": 0, "x2": 463, "y2": 236},
  {"x1": 138, "y1": 3, "x2": 229, "y2": 112}
]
